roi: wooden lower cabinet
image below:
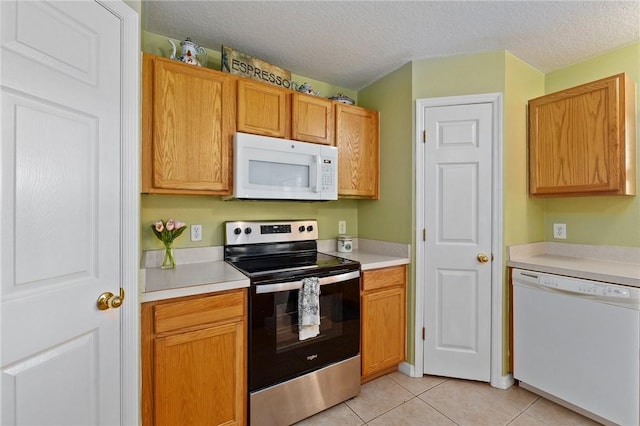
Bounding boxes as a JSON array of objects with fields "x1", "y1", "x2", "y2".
[
  {"x1": 142, "y1": 289, "x2": 247, "y2": 426},
  {"x1": 360, "y1": 265, "x2": 406, "y2": 382}
]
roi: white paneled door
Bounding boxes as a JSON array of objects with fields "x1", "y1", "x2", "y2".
[
  {"x1": 1, "y1": 1, "x2": 128, "y2": 424},
  {"x1": 422, "y1": 102, "x2": 493, "y2": 381}
]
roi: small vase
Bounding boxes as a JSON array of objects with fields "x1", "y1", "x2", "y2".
[{"x1": 161, "y1": 243, "x2": 175, "y2": 269}]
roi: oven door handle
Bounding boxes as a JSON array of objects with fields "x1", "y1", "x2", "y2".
[{"x1": 255, "y1": 270, "x2": 360, "y2": 294}]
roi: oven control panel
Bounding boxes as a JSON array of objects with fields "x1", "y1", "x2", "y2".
[{"x1": 225, "y1": 220, "x2": 318, "y2": 245}]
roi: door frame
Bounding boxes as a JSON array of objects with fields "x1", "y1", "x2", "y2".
[
  {"x1": 409, "y1": 93, "x2": 513, "y2": 389},
  {"x1": 95, "y1": 1, "x2": 140, "y2": 423}
]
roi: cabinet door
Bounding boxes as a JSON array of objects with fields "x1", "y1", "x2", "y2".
[
  {"x1": 154, "y1": 322, "x2": 245, "y2": 426},
  {"x1": 335, "y1": 104, "x2": 380, "y2": 198},
  {"x1": 237, "y1": 79, "x2": 289, "y2": 138},
  {"x1": 292, "y1": 93, "x2": 335, "y2": 145},
  {"x1": 361, "y1": 286, "x2": 406, "y2": 378},
  {"x1": 142, "y1": 54, "x2": 235, "y2": 194},
  {"x1": 529, "y1": 73, "x2": 636, "y2": 196},
  {"x1": 141, "y1": 289, "x2": 247, "y2": 426}
]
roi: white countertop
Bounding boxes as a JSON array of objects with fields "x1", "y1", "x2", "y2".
[
  {"x1": 507, "y1": 242, "x2": 640, "y2": 287},
  {"x1": 141, "y1": 261, "x2": 249, "y2": 303},
  {"x1": 319, "y1": 237, "x2": 410, "y2": 270},
  {"x1": 141, "y1": 239, "x2": 411, "y2": 302},
  {"x1": 321, "y1": 250, "x2": 410, "y2": 270}
]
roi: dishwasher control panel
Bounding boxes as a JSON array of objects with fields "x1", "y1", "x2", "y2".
[
  {"x1": 513, "y1": 269, "x2": 639, "y2": 307},
  {"x1": 539, "y1": 274, "x2": 631, "y2": 298}
]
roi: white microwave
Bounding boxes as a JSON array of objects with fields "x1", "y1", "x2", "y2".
[{"x1": 232, "y1": 132, "x2": 338, "y2": 201}]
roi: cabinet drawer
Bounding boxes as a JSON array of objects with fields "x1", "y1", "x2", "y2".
[
  {"x1": 362, "y1": 265, "x2": 406, "y2": 292},
  {"x1": 153, "y1": 289, "x2": 245, "y2": 334}
]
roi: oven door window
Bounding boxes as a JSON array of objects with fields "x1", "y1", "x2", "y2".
[
  {"x1": 249, "y1": 278, "x2": 360, "y2": 392},
  {"x1": 274, "y1": 288, "x2": 343, "y2": 352}
]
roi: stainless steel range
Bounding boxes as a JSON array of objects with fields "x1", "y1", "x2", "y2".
[{"x1": 225, "y1": 220, "x2": 361, "y2": 425}]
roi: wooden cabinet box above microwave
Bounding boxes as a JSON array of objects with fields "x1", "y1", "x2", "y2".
[
  {"x1": 141, "y1": 54, "x2": 236, "y2": 195},
  {"x1": 528, "y1": 73, "x2": 637, "y2": 197}
]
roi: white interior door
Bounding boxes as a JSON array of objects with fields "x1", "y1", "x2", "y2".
[
  {"x1": 1, "y1": 1, "x2": 124, "y2": 424},
  {"x1": 422, "y1": 102, "x2": 493, "y2": 381}
]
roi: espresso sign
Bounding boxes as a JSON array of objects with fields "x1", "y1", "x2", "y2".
[{"x1": 221, "y1": 45, "x2": 293, "y2": 89}]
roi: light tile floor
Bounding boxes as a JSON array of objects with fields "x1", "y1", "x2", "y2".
[{"x1": 295, "y1": 372, "x2": 601, "y2": 426}]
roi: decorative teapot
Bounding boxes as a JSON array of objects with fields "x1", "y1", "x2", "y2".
[
  {"x1": 168, "y1": 37, "x2": 207, "y2": 67},
  {"x1": 292, "y1": 81, "x2": 320, "y2": 96}
]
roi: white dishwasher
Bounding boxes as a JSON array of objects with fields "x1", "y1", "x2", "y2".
[{"x1": 513, "y1": 268, "x2": 640, "y2": 426}]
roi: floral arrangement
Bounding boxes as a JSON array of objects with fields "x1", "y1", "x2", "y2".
[{"x1": 151, "y1": 219, "x2": 187, "y2": 269}]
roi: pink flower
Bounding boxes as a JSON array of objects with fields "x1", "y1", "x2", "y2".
[{"x1": 151, "y1": 219, "x2": 187, "y2": 246}]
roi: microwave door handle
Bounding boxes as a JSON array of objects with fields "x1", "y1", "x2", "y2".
[
  {"x1": 315, "y1": 155, "x2": 321, "y2": 193},
  {"x1": 255, "y1": 270, "x2": 360, "y2": 294}
]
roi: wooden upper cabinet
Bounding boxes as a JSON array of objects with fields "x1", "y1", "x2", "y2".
[
  {"x1": 142, "y1": 54, "x2": 236, "y2": 195},
  {"x1": 336, "y1": 103, "x2": 380, "y2": 199},
  {"x1": 237, "y1": 79, "x2": 290, "y2": 138},
  {"x1": 528, "y1": 73, "x2": 637, "y2": 197},
  {"x1": 291, "y1": 92, "x2": 335, "y2": 145}
]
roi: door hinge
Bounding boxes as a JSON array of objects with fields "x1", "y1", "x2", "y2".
[
  {"x1": 423, "y1": 130, "x2": 426, "y2": 143},
  {"x1": 423, "y1": 229, "x2": 426, "y2": 241},
  {"x1": 422, "y1": 327, "x2": 426, "y2": 340}
]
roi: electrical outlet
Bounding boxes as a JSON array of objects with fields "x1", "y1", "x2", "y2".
[
  {"x1": 553, "y1": 223, "x2": 566, "y2": 239},
  {"x1": 338, "y1": 220, "x2": 346, "y2": 235},
  {"x1": 191, "y1": 224, "x2": 202, "y2": 242}
]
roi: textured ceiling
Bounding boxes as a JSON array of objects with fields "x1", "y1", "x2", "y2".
[{"x1": 142, "y1": 1, "x2": 640, "y2": 90}]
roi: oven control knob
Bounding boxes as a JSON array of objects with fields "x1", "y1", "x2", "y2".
[
  {"x1": 298, "y1": 225, "x2": 305, "y2": 232},
  {"x1": 244, "y1": 227, "x2": 252, "y2": 235},
  {"x1": 234, "y1": 227, "x2": 242, "y2": 235},
  {"x1": 306, "y1": 225, "x2": 314, "y2": 232}
]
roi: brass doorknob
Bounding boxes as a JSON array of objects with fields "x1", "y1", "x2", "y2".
[
  {"x1": 477, "y1": 253, "x2": 490, "y2": 263},
  {"x1": 97, "y1": 288, "x2": 125, "y2": 310}
]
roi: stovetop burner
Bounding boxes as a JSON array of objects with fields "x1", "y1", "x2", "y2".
[
  {"x1": 224, "y1": 220, "x2": 360, "y2": 283},
  {"x1": 230, "y1": 251, "x2": 357, "y2": 276}
]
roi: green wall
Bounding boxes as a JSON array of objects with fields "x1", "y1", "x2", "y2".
[
  {"x1": 412, "y1": 51, "x2": 505, "y2": 98},
  {"x1": 141, "y1": 196, "x2": 358, "y2": 250},
  {"x1": 357, "y1": 62, "x2": 415, "y2": 361},
  {"x1": 141, "y1": 31, "x2": 360, "y2": 251},
  {"x1": 501, "y1": 53, "x2": 545, "y2": 373},
  {"x1": 358, "y1": 62, "x2": 414, "y2": 244},
  {"x1": 503, "y1": 54, "x2": 546, "y2": 246},
  {"x1": 542, "y1": 42, "x2": 640, "y2": 247}
]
